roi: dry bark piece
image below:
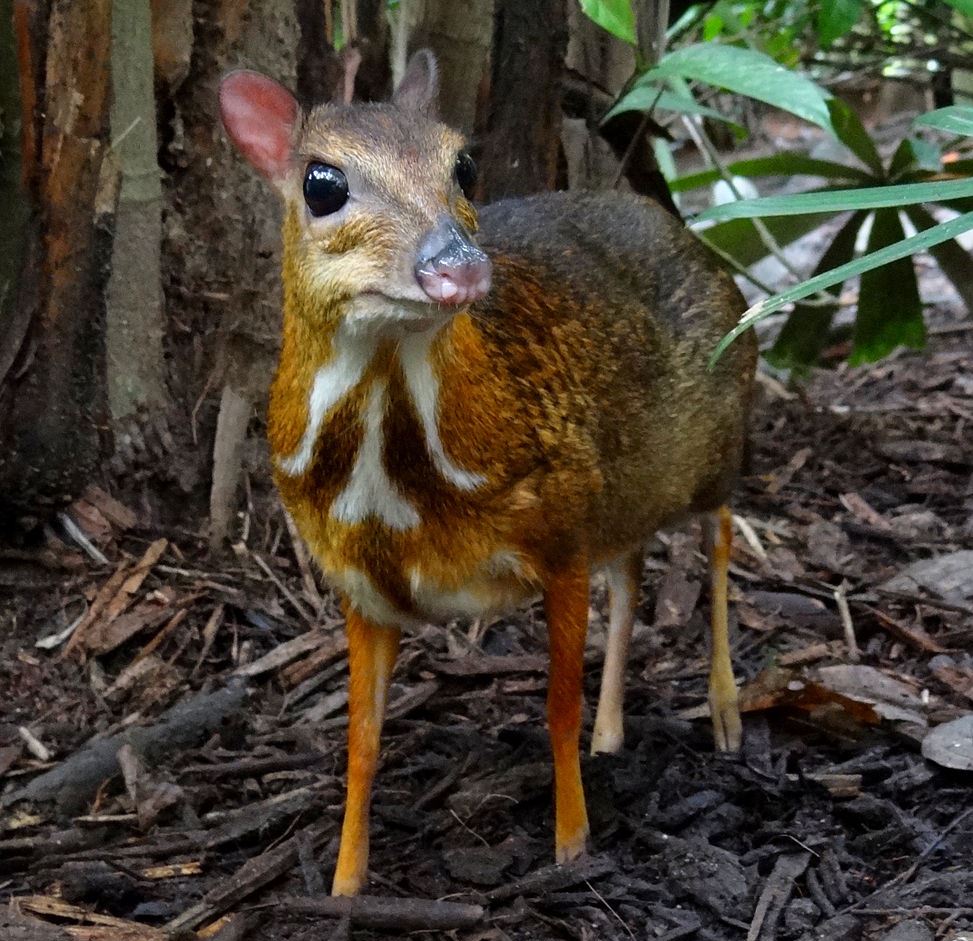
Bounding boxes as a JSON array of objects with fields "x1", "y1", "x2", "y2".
[
  {"x1": 2, "y1": 681, "x2": 248, "y2": 814},
  {"x1": 0, "y1": 909, "x2": 72, "y2": 941},
  {"x1": 11, "y1": 896, "x2": 166, "y2": 939},
  {"x1": 921, "y1": 715, "x2": 973, "y2": 771},
  {"x1": 164, "y1": 820, "x2": 333, "y2": 933},
  {"x1": 747, "y1": 851, "x2": 812, "y2": 941}
]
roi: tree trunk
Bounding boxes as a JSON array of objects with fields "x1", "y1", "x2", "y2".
[
  {"x1": 108, "y1": 0, "x2": 168, "y2": 421},
  {"x1": 477, "y1": 0, "x2": 568, "y2": 200},
  {"x1": 0, "y1": 0, "x2": 117, "y2": 529},
  {"x1": 396, "y1": 0, "x2": 494, "y2": 137},
  {"x1": 157, "y1": 0, "x2": 299, "y2": 542}
]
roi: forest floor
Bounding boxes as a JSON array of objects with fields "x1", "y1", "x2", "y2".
[{"x1": 1, "y1": 254, "x2": 972, "y2": 941}]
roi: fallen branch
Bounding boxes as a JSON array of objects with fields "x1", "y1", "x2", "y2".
[
  {"x1": 279, "y1": 895, "x2": 485, "y2": 932},
  {"x1": 2, "y1": 681, "x2": 248, "y2": 814},
  {"x1": 164, "y1": 821, "x2": 334, "y2": 933}
]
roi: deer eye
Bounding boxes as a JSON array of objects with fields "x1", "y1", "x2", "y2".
[
  {"x1": 455, "y1": 151, "x2": 477, "y2": 198},
  {"x1": 303, "y1": 163, "x2": 348, "y2": 217}
]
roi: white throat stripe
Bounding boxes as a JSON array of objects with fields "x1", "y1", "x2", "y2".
[{"x1": 331, "y1": 379, "x2": 421, "y2": 530}]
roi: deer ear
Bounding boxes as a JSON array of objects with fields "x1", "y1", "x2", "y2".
[
  {"x1": 392, "y1": 49, "x2": 439, "y2": 117},
  {"x1": 219, "y1": 70, "x2": 300, "y2": 183}
]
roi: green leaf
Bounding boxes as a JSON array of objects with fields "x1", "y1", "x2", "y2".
[
  {"x1": 642, "y1": 43, "x2": 834, "y2": 131},
  {"x1": 579, "y1": 0, "x2": 637, "y2": 44},
  {"x1": 693, "y1": 177, "x2": 973, "y2": 222},
  {"x1": 905, "y1": 204, "x2": 973, "y2": 314},
  {"x1": 828, "y1": 98, "x2": 884, "y2": 175},
  {"x1": 766, "y1": 212, "x2": 867, "y2": 369},
  {"x1": 669, "y1": 153, "x2": 870, "y2": 193},
  {"x1": 817, "y1": 0, "x2": 863, "y2": 48},
  {"x1": 915, "y1": 106, "x2": 973, "y2": 137},
  {"x1": 941, "y1": 0, "x2": 973, "y2": 17},
  {"x1": 701, "y1": 212, "x2": 835, "y2": 267},
  {"x1": 710, "y1": 210, "x2": 973, "y2": 363},
  {"x1": 851, "y1": 210, "x2": 924, "y2": 364},
  {"x1": 604, "y1": 85, "x2": 732, "y2": 123},
  {"x1": 888, "y1": 138, "x2": 920, "y2": 179}
]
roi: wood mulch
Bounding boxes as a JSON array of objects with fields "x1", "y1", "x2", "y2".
[{"x1": 1, "y1": 304, "x2": 971, "y2": 940}]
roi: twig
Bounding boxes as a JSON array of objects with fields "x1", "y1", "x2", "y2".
[
  {"x1": 486, "y1": 854, "x2": 616, "y2": 902},
  {"x1": 732, "y1": 514, "x2": 768, "y2": 560},
  {"x1": 834, "y1": 582, "x2": 859, "y2": 662},
  {"x1": 18, "y1": 726, "x2": 51, "y2": 762},
  {"x1": 282, "y1": 507, "x2": 324, "y2": 614},
  {"x1": 57, "y1": 511, "x2": 109, "y2": 565},
  {"x1": 585, "y1": 879, "x2": 636, "y2": 940},
  {"x1": 252, "y1": 552, "x2": 316, "y2": 626},
  {"x1": 279, "y1": 895, "x2": 484, "y2": 931}
]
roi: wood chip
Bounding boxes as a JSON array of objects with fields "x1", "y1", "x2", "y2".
[
  {"x1": 921, "y1": 715, "x2": 973, "y2": 771},
  {"x1": 235, "y1": 628, "x2": 339, "y2": 679}
]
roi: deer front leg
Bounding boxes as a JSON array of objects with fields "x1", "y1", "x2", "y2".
[
  {"x1": 332, "y1": 607, "x2": 401, "y2": 896},
  {"x1": 543, "y1": 554, "x2": 591, "y2": 863}
]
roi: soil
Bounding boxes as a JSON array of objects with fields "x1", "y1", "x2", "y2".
[{"x1": 1, "y1": 279, "x2": 972, "y2": 939}]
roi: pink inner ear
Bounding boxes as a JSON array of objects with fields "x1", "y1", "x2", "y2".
[{"x1": 219, "y1": 70, "x2": 299, "y2": 181}]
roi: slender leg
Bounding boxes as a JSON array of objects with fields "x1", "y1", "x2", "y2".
[
  {"x1": 332, "y1": 607, "x2": 401, "y2": 896},
  {"x1": 706, "y1": 505, "x2": 742, "y2": 752},
  {"x1": 543, "y1": 553, "x2": 591, "y2": 863},
  {"x1": 591, "y1": 550, "x2": 642, "y2": 755}
]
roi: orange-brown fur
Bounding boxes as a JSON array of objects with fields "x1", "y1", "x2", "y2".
[
  {"x1": 225, "y1": 64, "x2": 756, "y2": 895},
  {"x1": 271, "y1": 188, "x2": 755, "y2": 628}
]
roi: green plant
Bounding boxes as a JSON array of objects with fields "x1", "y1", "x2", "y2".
[
  {"x1": 579, "y1": 0, "x2": 973, "y2": 368},
  {"x1": 681, "y1": 101, "x2": 973, "y2": 367}
]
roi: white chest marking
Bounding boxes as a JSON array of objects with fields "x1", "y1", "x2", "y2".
[
  {"x1": 277, "y1": 330, "x2": 375, "y2": 476},
  {"x1": 331, "y1": 378, "x2": 421, "y2": 530},
  {"x1": 399, "y1": 330, "x2": 486, "y2": 491}
]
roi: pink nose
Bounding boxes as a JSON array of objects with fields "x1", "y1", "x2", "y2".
[{"x1": 415, "y1": 216, "x2": 492, "y2": 306}]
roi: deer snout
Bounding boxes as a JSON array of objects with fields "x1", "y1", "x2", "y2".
[{"x1": 414, "y1": 215, "x2": 492, "y2": 306}]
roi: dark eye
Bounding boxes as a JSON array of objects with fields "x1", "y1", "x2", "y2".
[
  {"x1": 455, "y1": 151, "x2": 477, "y2": 198},
  {"x1": 303, "y1": 162, "x2": 349, "y2": 217}
]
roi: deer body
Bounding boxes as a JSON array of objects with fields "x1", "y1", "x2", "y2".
[
  {"x1": 272, "y1": 191, "x2": 751, "y2": 630},
  {"x1": 220, "y1": 52, "x2": 756, "y2": 897}
]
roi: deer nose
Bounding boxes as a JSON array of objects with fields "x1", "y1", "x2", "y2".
[{"x1": 414, "y1": 216, "x2": 492, "y2": 306}]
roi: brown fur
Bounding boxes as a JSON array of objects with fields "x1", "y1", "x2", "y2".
[{"x1": 232, "y1": 81, "x2": 757, "y2": 895}]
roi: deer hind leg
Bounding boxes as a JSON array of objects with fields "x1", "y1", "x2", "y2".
[
  {"x1": 705, "y1": 505, "x2": 742, "y2": 752},
  {"x1": 543, "y1": 553, "x2": 591, "y2": 863},
  {"x1": 332, "y1": 607, "x2": 401, "y2": 896},
  {"x1": 592, "y1": 550, "x2": 643, "y2": 755}
]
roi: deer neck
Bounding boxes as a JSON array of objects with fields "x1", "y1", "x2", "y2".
[{"x1": 270, "y1": 269, "x2": 486, "y2": 530}]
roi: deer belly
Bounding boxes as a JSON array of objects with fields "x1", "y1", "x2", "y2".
[
  {"x1": 326, "y1": 546, "x2": 538, "y2": 629},
  {"x1": 408, "y1": 550, "x2": 539, "y2": 622}
]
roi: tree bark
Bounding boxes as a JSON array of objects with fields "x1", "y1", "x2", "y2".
[
  {"x1": 108, "y1": 0, "x2": 168, "y2": 421},
  {"x1": 477, "y1": 0, "x2": 568, "y2": 200},
  {"x1": 0, "y1": 0, "x2": 117, "y2": 528},
  {"x1": 398, "y1": 0, "x2": 494, "y2": 136}
]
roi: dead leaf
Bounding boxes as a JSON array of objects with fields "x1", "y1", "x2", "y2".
[
  {"x1": 921, "y1": 715, "x2": 973, "y2": 771},
  {"x1": 653, "y1": 569, "x2": 701, "y2": 629},
  {"x1": 882, "y1": 550, "x2": 973, "y2": 600},
  {"x1": 816, "y1": 665, "x2": 927, "y2": 725}
]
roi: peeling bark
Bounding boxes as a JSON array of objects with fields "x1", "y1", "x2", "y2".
[{"x1": 0, "y1": 0, "x2": 117, "y2": 527}]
